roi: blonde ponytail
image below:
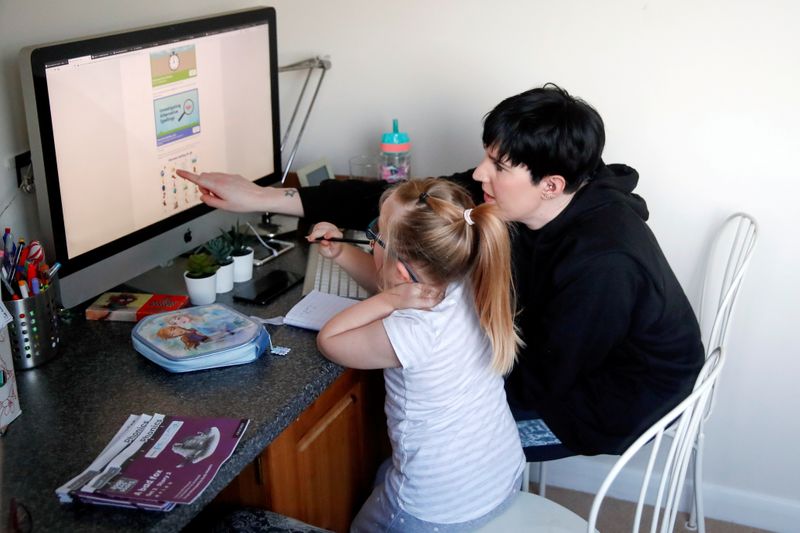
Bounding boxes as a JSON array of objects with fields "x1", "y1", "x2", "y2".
[{"x1": 380, "y1": 178, "x2": 523, "y2": 374}]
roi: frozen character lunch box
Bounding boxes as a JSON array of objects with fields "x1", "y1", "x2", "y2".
[{"x1": 132, "y1": 304, "x2": 270, "y2": 372}]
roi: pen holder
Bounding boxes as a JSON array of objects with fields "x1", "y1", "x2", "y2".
[{"x1": 2, "y1": 280, "x2": 61, "y2": 370}]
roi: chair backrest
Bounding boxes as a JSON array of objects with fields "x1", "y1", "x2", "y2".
[
  {"x1": 587, "y1": 347, "x2": 725, "y2": 533},
  {"x1": 698, "y1": 213, "x2": 758, "y2": 354}
]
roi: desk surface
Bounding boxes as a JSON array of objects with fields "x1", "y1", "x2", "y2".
[{"x1": 1, "y1": 240, "x2": 344, "y2": 532}]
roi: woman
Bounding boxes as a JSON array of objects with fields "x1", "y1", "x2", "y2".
[{"x1": 177, "y1": 83, "x2": 705, "y2": 459}]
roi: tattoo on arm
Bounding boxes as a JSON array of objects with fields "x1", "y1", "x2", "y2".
[{"x1": 283, "y1": 188, "x2": 297, "y2": 197}]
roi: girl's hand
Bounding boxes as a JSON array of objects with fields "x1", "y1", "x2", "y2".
[
  {"x1": 307, "y1": 222, "x2": 345, "y2": 259},
  {"x1": 382, "y1": 282, "x2": 444, "y2": 311}
]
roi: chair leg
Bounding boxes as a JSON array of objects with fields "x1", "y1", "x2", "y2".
[
  {"x1": 686, "y1": 434, "x2": 706, "y2": 533},
  {"x1": 522, "y1": 462, "x2": 531, "y2": 492},
  {"x1": 538, "y1": 462, "x2": 547, "y2": 497},
  {"x1": 686, "y1": 454, "x2": 698, "y2": 530},
  {"x1": 695, "y1": 434, "x2": 707, "y2": 533}
]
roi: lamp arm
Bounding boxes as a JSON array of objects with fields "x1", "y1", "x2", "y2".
[
  {"x1": 281, "y1": 67, "x2": 314, "y2": 153},
  {"x1": 281, "y1": 67, "x2": 328, "y2": 183},
  {"x1": 278, "y1": 56, "x2": 332, "y2": 183}
]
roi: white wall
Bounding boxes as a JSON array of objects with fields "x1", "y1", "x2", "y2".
[{"x1": 2, "y1": 0, "x2": 798, "y2": 529}]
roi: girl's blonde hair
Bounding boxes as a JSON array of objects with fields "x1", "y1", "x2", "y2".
[{"x1": 379, "y1": 178, "x2": 522, "y2": 374}]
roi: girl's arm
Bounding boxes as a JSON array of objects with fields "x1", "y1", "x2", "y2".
[
  {"x1": 317, "y1": 284, "x2": 444, "y2": 369},
  {"x1": 317, "y1": 292, "x2": 400, "y2": 369}
]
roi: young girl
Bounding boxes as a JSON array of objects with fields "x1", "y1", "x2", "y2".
[{"x1": 310, "y1": 178, "x2": 525, "y2": 532}]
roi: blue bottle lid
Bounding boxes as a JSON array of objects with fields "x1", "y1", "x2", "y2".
[{"x1": 381, "y1": 119, "x2": 410, "y2": 153}]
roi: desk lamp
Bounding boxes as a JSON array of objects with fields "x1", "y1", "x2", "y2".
[{"x1": 259, "y1": 55, "x2": 332, "y2": 236}]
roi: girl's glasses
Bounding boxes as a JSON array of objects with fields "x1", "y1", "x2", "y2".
[
  {"x1": 366, "y1": 218, "x2": 419, "y2": 283},
  {"x1": 365, "y1": 218, "x2": 385, "y2": 249}
]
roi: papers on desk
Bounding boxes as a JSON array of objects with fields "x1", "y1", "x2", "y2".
[
  {"x1": 56, "y1": 413, "x2": 249, "y2": 511},
  {"x1": 283, "y1": 290, "x2": 359, "y2": 331}
]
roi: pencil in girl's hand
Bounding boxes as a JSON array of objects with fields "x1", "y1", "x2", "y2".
[{"x1": 313, "y1": 237, "x2": 371, "y2": 245}]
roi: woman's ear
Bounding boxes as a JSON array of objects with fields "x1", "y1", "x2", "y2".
[
  {"x1": 395, "y1": 260, "x2": 414, "y2": 283},
  {"x1": 543, "y1": 175, "x2": 567, "y2": 196}
]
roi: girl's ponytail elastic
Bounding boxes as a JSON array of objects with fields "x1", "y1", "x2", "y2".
[{"x1": 463, "y1": 208, "x2": 475, "y2": 226}]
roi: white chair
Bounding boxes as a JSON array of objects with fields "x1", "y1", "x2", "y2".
[
  {"x1": 478, "y1": 347, "x2": 726, "y2": 533},
  {"x1": 696, "y1": 212, "x2": 758, "y2": 354},
  {"x1": 525, "y1": 213, "x2": 758, "y2": 505},
  {"x1": 685, "y1": 212, "x2": 757, "y2": 532}
]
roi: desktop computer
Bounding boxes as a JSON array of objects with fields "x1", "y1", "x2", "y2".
[{"x1": 19, "y1": 7, "x2": 282, "y2": 308}]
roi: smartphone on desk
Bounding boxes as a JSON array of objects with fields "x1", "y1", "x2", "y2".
[{"x1": 233, "y1": 269, "x2": 304, "y2": 306}]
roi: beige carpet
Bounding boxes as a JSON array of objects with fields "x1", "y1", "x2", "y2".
[{"x1": 532, "y1": 484, "x2": 773, "y2": 533}]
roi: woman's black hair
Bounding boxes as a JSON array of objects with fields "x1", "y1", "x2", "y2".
[{"x1": 482, "y1": 83, "x2": 606, "y2": 192}]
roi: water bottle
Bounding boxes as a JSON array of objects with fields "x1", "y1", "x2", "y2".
[{"x1": 380, "y1": 119, "x2": 411, "y2": 183}]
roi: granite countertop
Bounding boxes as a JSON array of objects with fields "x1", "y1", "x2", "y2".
[{"x1": 0, "y1": 242, "x2": 345, "y2": 532}]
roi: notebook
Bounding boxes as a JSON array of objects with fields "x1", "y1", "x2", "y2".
[{"x1": 284, "y1": 290, "x2": 359, "y2": 331}]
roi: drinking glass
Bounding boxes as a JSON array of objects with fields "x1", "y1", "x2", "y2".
[{"x1": 349, "y1": 155, "x2": 379, "y2": 181}]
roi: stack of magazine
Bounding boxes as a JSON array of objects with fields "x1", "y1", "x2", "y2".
[{"x1": 56, "y1": 413, "x2": 249, "y2": 511}]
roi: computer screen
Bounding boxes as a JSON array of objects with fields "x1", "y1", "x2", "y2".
[{"x1": 19, "y1": 7, "x2": 280, "y2": 308}]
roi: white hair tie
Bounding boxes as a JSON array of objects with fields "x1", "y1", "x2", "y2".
[{"x1": 463, "y1": 208, "x2": 475, "y2": 226}]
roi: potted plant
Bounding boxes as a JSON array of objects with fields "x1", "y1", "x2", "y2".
[
  {"x1": 221, "y1": 220, "x2": 254, "y2": 282},
  {"x1": 184, "y1": 252, "x2": 219, "y2": 305},
  {"x1": 205, "y1": 236, "x2": 234, "y2": 293}
]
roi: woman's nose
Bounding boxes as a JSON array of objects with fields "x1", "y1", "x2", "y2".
[{"x1": 473, "y1": 163, "x2": 487, "y2": 182}]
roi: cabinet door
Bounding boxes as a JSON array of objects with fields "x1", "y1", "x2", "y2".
[
  {"x1": 214, "y1": 369, "x2": 388, "y2": 533},
  {"x1": 271, "y1": 376, "x2": 367, "y2": 530}
]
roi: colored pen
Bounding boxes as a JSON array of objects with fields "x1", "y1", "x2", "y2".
[
  {"x1": 10, "y1": 239, "x2": 24, "y2": 281},
  {"x1": 18, "y1": 242, "x2": 30, "y2": 263},
  {"x1": 31, "y1": 277, "x2": 40, "y2": 295},
  {"x1": 47, "y1": 261, "x2": 61, "y2": 279},
  {"x1": 27, "y1": 262, "x2": 37, "y2": 286},
  {"x1": 38, "y1": 262, "x2": 49, "y2": 282},
  {"x1": 2, "y1": 228, "x2": 14, "y2": 270},
  {"x1": 18, "y1": 280, "x2": 29, "y2": 299},
  {"x1": 1, "y1": 269, "x2": 15, "y2": 298},
  {"x1": 313, "y1": 237, "x2": 371, "y2": 245}
]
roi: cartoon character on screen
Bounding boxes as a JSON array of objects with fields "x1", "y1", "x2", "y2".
[
  {"x1": 156, "y1": 325, "x2": 209, "y2": 350},
  {"x1": 172, "y1": 426, "x2": 221, "y2": 467}
]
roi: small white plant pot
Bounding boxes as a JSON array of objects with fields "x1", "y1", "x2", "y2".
[
  {"x1": 232, "y1": 248, "x2": 254, "y2": 282},
  {"x1": 216, "y1": 261, "x2": 234, "y2": 293},
  {"x1": 184, "y1": 272, "x2": 217, "y2": 305}
]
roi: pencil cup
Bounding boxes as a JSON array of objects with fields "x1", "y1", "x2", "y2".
[{"x1": 2, "y1": 281, "x2": 61, "y2": 370}]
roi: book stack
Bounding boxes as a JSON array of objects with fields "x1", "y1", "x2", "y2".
[
  {"x1": 56, "y1": 413, "x2": 249, "y2": 511},
  {"x1": 85, "y1": 292, "x2": 189, "y2": 322}
]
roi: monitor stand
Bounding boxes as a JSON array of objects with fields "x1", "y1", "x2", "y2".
[
  {"x1": 122, "y1": 214, "x2": 301, "y2": 296},
  {"x1": 124, "y1": 256, "x2": 190, "y2": 296}
]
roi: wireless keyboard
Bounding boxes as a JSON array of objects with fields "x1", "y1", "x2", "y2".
[{"x1": 302, "y1": 245, "x2": 369, "y2": 300}]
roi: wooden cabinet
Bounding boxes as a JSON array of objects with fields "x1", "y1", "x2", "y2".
[{"x1": 215, "y1": 369, "x2": 389, "y2": 532}]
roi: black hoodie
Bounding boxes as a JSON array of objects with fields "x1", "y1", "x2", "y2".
[
  {"x1": 502, "y1": 164, "x2": 704, "y2": 454},
  {"x1": 299, "y1": 164, "x2": 704, "y2": 455}
]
